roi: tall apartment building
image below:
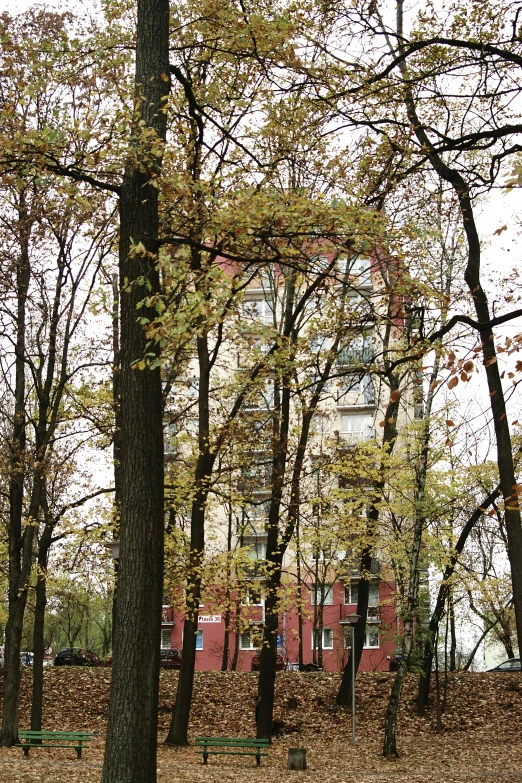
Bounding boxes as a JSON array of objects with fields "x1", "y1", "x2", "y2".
[{"x1": 162, "y1": 251, "x2": 411, "y2": 671}]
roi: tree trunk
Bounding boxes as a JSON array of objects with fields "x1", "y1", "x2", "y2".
[
  {"x1": 256, "y1": 567, "x2": 281, "y2": 740},
  {"x1": 30, "y1": 519, "x2": 52, "y2": 733},
  {"x1": 111, "y1": 271, "x2": 122, "y2": 651},
  {"x1": 166, "y1": 616, "x2": 199, "y2": 744},
  {"x1": 100, "y1": 2, "x2": 169, "y2": 782},
  {"x1": 449, "y1": 591, "x2": 457, "y2": 671},
  {"x1": 1, "y1": 191, "x2": 32, "y2": 747},
  {"x1": 417, "y1": 486, "x2": 500, "y2": 711},
  {"x1": 336, "y1": 556, "x2": 372, "y2": 706},
  {"x1": 382, "y1": 660, "x2": 406, "y2": 757},
  {"x1": 230, "y1": 600, "x2": 240, "y2": 671},
  {"x1": 166, "y1": 325, "x2": 213, "y2": 745}
]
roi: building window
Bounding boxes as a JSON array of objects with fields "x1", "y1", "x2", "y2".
[
  {"x1": 311, "y1": 583, "x2": 333, "y2": 605},
  {"x1": 340, "y1": 412, "x2": 374, "y2": 439},
  {"x1": 337, "y1": 335, "x2": 373, "y2": 367},
  {"x1": 312, "y1": 628, "x2": 333, "y2": 650},
  {"x1": 161, "y1": 628, "x2": 172, "y2": 649},
  {"x1": 243, "y1": 586, "x2": 263, "y2": 606},
  {"x1": 182, "y1": 629, "x2": 204, "y2": 650},
  {"x1": 344, "y1": 580, "x2": 379, "y2": 606},
  {"x1": 240, "y1": 625, "x2": 264, "y2": 650},
  {"x1": 242, "y1": 298, "x2": 274, "y2": 325},
  {"x1": 343, "y1": 627, "x2": 379, "y2": 649}
]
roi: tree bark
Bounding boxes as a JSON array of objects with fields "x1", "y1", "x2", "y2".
[
  {"x1": 100, "y1": 2, "x2": 169, "y2": 782},
  {"x1": 166, "y1": 326, "x2": 213, "y2": 746},
  {"x1": 1, "y1": 191, "x2": 32, "y2": 747},
  {"x1": 30, "y1": 514, "x2": 52, "y2": 734}
]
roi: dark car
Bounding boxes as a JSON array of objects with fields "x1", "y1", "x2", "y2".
[
  {"x1": 487, "y1": 657, "x2": 521, "y2": 672},
  {"x1": 53, "y1": 648, "x2": 101, "y2": 667},
  {"x1": 251, "y1": 653, "x2": 286, "y2": 672},
  {"x1": 160, "y1": 648, "x2": 182, "y2": 669}
]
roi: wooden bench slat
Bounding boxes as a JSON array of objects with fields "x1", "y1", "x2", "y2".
[
  {"x1": 195, "y1": 736, "x2": 270, "y2": 766},
  {"x1": 16, "y1": 730, "x2": 91, "y2": 759}
]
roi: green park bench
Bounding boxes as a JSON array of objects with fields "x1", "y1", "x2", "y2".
[
  {"x1": 16, "y1": 730, "x2": 91, "y2": 758},
  {"x1": 195, "y1": 736, "x2": 270, "y2": 766}
]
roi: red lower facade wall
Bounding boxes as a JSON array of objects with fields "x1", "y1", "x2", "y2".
[{"x1": 164, "y1": 579, "x2": 397, "y2": 672}]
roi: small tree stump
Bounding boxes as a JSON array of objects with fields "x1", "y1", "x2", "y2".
[{"x1": 287, "y1": 748, "x2": 307, "y2": 770}]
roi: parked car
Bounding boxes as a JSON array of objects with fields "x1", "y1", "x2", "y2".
[
  {"x1": 159, "y1": 648, "x2": 182, "y2": 669},
  {"x1": 53, "y1": 648, "x2": 101, "y2": 666},
  {"x1": 487, "y1": 657, "x2": 521, "y2": 672},
  {"x1": 251, "y1": 653, "x2": 286, "y2": 672},
  {"x1": 299, "y1": 662, "x2": 322, "y2": 672}
]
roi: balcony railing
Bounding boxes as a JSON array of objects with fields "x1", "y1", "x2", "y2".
[
  {"x1": 339, "y1": 558, "x2": 380, "y2": 579},
  {"x1": 336, "y1": 344, "x2": 374, "y2": 367},
  {"x1": 339, "y1": 428, "x2": 376, "y2": 446},
  {"x1": 339, "y1": 606, "x2": 380, "y2": 624}
]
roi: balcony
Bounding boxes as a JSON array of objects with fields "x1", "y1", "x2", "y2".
[
  {"x1": 338, "y1": 428, "x2": 376, "y2": 447},
  {"x1": 339, "y1": 558, "x2": 380, "y2": 579},
  {"x1": 242, "y1": 559, "x2": 265, "y2": 580},
  {"x1": 336, "y1": 342, "x2": 374, "y2": 368},
  {"x1": 339, "y1": 606, "x2": 380, "y2": 624},
  {"x1": 238, "y1": 463, "x2": 272, "y2": 493}
]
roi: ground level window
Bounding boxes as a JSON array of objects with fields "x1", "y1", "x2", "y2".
[
  {"x1": 161, "y1": 628, "x2": 172, "y2": 649},
  {"x1": 312, "y1": 628, "x2": 333, "y2": 650},
  {"x1": 343, "y1": 627, "x2": 379, "y2": 649},
  {"x1": 240, "y1": 626, "x2": 264, "y2": 650},
  {"x1": 182, "y1": 629, "x2": 204, "y2": 649}
]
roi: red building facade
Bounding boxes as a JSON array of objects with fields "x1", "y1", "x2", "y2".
[{"x1": 163, "y1": 576, "x2": 397, "y2": 672}]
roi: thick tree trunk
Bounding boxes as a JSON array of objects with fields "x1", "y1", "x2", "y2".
[
  {"x1": 111, "y1": 272, "x2": 122, "y2": 650},
  {"x1": 1, "y1": 193, "x2": 32, "y2": 747},
  {"x1": 100, "y1": 3, "x2": 168, "y2": 782},
  {"x1": 256, "y1": 568, "x2": 281, "y2": 740}
]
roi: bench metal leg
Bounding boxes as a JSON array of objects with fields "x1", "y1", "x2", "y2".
[
  {"x1": 76, "y1": 746, "x2": 82, "y2": 759},
  {"x1": 23, "y1": 746, "x2": 30, "y2": 758},
  {"x1": 203, "y1": 752, "x2": 208, "y2": 765},
  {"x1": 256, "y1": 752, "x2": 261, "y2": 767}
]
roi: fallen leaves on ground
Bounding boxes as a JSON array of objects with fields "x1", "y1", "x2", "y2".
[{"x1": 0, "y1": 669, "x2": 520, "y2": 782}]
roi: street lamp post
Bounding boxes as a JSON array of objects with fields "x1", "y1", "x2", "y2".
[{"x1": 344, "y1": 613, "x2": 360, "y2": 745}]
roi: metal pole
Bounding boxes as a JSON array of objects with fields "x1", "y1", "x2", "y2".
[{"x1": 351, "y1": 630, "x2": 356, "y2": 745}]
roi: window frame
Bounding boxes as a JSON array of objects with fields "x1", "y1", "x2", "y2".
[
  {"x1": 239, "y1": 625, "x2": 264, "y2": 650},
  {"x1": 311, "y1": 583, "x2": 334, "y2": 605},
  {"x1": 343, "y1": 626, "x2": 380, "y2": 649},
  {"x1": 343, "y1": 580, "x2": 379, "y2": 607},
  {"x1": 312, "y1": 627, "x2": 334, "y2": 650}
]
